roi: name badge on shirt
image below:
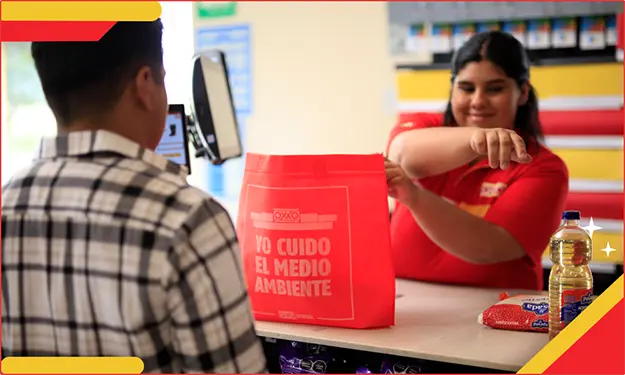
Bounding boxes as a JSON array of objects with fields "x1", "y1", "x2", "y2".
[{"x1": 480, "y1": 182, "x2": 508, "y2": 198}]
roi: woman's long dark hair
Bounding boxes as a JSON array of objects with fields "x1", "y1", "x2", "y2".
[{"x1": 442, "y1": 31, "x2": 543, "y2": 150}]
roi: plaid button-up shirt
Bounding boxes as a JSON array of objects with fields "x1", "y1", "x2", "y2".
[{"x1": 2, "y1": 130, "x2": 266, "y2": 373}]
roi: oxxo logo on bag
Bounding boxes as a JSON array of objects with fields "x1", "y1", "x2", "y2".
[{"x1": 242, "y1": 184, "x2": 354, "y2": 321}]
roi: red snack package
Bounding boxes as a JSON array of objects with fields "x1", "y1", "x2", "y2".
[{"x1": 478, "y1": 294, "x2": 549, "y2": 333}]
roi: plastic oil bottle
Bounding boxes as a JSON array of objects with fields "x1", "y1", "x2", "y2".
[{"x1": 548, "y1": 210, "x2": 594, "y2": 341}]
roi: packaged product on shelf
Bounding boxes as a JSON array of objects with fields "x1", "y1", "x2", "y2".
[
  {"x1": 381, "y1": 357, "x2": 423, "y2": 374},
  {"x1": 279, "y1": 341, "x2": 332, "y2": 374}
]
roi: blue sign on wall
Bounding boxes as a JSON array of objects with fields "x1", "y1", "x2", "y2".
[{"x1": 195, "y1": 24, "x2": 253, "y2": 117}]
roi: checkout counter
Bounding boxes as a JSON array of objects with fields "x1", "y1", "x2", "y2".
[
  {"x1": 213, "y1": 200, "x2": 610, "y2": 373},
  {"x1": 255, "y1": 279, "x2": 547, "y2": 373},
  {"x1": 245, "y1": 203, "x2": 612, "y2": 374}
]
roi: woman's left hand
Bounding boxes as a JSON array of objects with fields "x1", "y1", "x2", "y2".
[{"x1": 385, "y1": 158, "x2": 419, "y2": 206}]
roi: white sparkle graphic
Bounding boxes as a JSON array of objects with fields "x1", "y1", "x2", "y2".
[
  {"x1": 601, "y1": 242, "x2": 616, "y2": 257},
  {"x1": 582, "y1": 217, "x2": 602, "y2": 238}
]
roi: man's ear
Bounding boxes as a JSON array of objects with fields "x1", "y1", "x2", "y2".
[
  {"x1": 517, "y1": 81, "x2": 530, "y2": 106},
  {"x1": 134, "y1": 66, "x2": 157, "y2": 111}
]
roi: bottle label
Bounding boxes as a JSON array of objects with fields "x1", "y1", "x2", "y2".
[{"x1": 560, "y1": 289, "x2": 593, "y2": 325}]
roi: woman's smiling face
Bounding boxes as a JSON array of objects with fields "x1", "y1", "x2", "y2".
[{"x1": 450, "y1": 59, "x2": 528, "y2": 130}]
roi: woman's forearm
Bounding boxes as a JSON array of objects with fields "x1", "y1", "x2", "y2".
[
  {"x1": 403, "y1": 186, "x2": 527, "y2": 264},
  {"x1": 387, "y1": 127, "x2": 479, "y2": 179}
]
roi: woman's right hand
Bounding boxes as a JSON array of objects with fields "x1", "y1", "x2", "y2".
[{"x1": 469, "y1": 128, "x2": 532, "y2": 170}]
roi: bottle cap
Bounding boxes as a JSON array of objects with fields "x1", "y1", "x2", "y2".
[{"x1": 562, "y1": 210, "x2": 581, "y2": 220}]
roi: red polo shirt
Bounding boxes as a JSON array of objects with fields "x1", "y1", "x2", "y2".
[{"x1": 388, "y1": 113, "x2": 569, "y2": 290}]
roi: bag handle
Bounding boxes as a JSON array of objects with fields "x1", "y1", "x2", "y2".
[
  {"x1": 254, "y1": 154, "x2": 269, "y2": 172},
  {"x1": 246, "y1": 153, "x2": 385, "y2": 175},
  {"x1": 312, "y1": 158, "x2": 327, "y2": 177}
]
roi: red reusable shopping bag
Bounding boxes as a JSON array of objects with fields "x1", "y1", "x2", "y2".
[{"x1": 236, "y1": 153, "x2": 396, "y2": 329}]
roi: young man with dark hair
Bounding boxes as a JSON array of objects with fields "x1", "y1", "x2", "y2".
[{"x1": 2, "y1": 20, "x2": 267, "y2": 373}]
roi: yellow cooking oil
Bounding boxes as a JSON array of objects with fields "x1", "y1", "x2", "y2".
[{"x1": 548, "y1": 210, "x2": 593, "y2": 341}]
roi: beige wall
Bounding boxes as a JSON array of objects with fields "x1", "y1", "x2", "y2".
[{"x1": 194, "y1": 2, "x2": 397, "y2": 155}]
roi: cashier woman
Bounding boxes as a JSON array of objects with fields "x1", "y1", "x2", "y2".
[{"x1": 385, "y1": 31, "x2": 568, "y2": 291}]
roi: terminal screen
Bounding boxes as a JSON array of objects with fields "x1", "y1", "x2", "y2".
[{"x1": 154, "y1": 109, "x2": 191, "y2": 171}]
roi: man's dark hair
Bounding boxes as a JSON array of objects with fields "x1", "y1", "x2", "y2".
[{"x1": 31, "y1": 20, "x2": 164, "y2": 126}]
